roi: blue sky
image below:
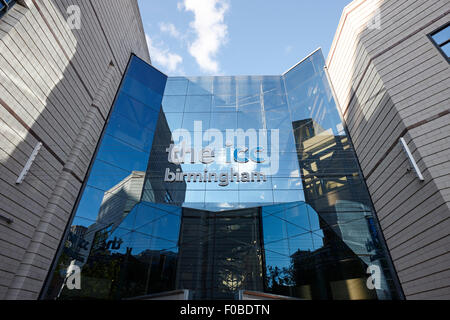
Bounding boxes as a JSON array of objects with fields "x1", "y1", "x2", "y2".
[{"x1": 137, "y1": 0, "x2": 351, "y2": 76}]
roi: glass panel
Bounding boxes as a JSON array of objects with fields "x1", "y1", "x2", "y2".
[
  {"x1": 121, "y1": 77, "x2": 163, "y2": 111},
  {"x1": 440, "y1": 41, "x2": 450, "y2": 57},
  {"x1": 263, "y1": 215, "x2": 287, "y2": 243},
  {"x1": 272, "y1": 177, "x2": 303, "y2": 190},
  {"x1": 105, "y1": 113, "x2": 155, "y2": 153},
  {"x1": 114, "y1": 94, "x2": 160, "y2": 131},
  {"x1": 213, "y1": 77, "x2": 236, "y2": 95},
  {"x1": 181, "y1": 112, "x2": 211, "y2": 131},
  {"x1": 238, "y1": 175, "x2": 273, "y2": 190},
  {"x1": 162, "y1": 95, "x2": 186, "y2": 113},
  {"x1": 42, "y1": 57, "x2": 168, "y2": 300},
  {"x1": 265, "y1": 109, "x2": 291, "y2": 128},
  {"x1": 187, "y1": 77, "x2": 213, "y2": 95},
  {"x1": 273, "y1": 190, "x2": 305, "y2": 203},
  {"x1": 262, "y1": 76, "x2": 285, "y2": 94},
  {"x1": 288, "y1": 233, "x2": 314, "y2": 253},
  {"x1": 237, "y1": 95, "x2": 261, "y2": 112},
  {"x1": 432, "y1": 25, "x2": 450, "y2": 45},
  {"x1": 284, "y1": 58, "x2": 316, "y2": 92},
  {"x1": 210, "y1": 112, "x2": 238, "y2": 131},
  {"x1": 127, "y1": 56, "x2": 167, "y2": 94},
  {"x1": 237, "y1": 111, "x2": 263, "y2": 130},
  {"x1": 204, "y1": 190, "x2": 239, "y2": 204},
  {"x1": 164, "y1": 78, "x2": 188, "y2": 95},
  {"x1": 183, "y1": 190, "x2": 205, "y2": 204},
  {"x1": 212, "y1": 95, "x2": 237, "y2": 112},
  {"x1": 87, "y1": 160, "x2": 144, "y2": 195},
  {"x1": 239, "y1": 190, "x2": 274, "y2": 204},
  {"x1": 237, "y1": 76, "x2": 262, "y2": 97},
  {"x1": 73, "y1": 186, "x2": 110, "y2": 223},
  {"x1": 163, "y1": 112, "x2": 183, "y2": 131},
  {"x1": 135, "y1": 211, "x2": 180, "y2": 244},
  {"x1": 184, "y1": 95, "x2": 212, "y2": 112},
  {"x1": 96, "y1": 135, "x2": 150, "y2": 172},
  {"x1": 263, "y1": 93, "x2": 288, "y2": 112}
]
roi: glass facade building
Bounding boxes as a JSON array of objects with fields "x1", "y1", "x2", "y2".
[{"x1": 42, "y1": 50, "x2": 401, "y2": 300}]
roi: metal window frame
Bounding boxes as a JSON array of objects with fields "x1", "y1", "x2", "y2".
[
  {"x1": 0, "y1": 0, "x2": 27, "y2": 19},
  {"x1": 0, "y1": 0, "x2": 15, "y2": 19},
  {"x1": 0, "y1": 0, "x2": 7, "y2": 18},
  {"x1": 428, "y1": 21, "x2": 450, "y2": 63}
]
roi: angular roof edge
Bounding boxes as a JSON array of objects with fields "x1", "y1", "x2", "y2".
[
  {"x1": 282, "y1": 47, "x2": 323, "y2": 76},
  {"x1": 327, "y1": 0, "x2": 368, "y2": 67}
]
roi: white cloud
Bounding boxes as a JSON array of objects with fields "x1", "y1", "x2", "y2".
[
  {"x1": 180, "y1": 0, "x2": 229, "y2": 73},
  {"x1": 146, "y1": 34, "x2": 183, "y2": 73},
  {"x1": 159, "y1": 22, "x2": 182, "y2": 39}
]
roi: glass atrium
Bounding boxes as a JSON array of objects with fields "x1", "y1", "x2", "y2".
[{"x1": 42, "y1": 50, "x2": 401, "y2": 300}]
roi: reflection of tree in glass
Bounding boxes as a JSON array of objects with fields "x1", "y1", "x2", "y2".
[{"x1": 265, "y1": 265, "x2": 295, "y2": 296}]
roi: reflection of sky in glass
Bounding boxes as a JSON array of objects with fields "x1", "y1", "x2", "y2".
[
  {"x1": 262, "y1": 202, "x2": 314, "y2": 269},
  {"x1": 72, "y1": 50, "x2": 357, "y2": 221},
  {"x1": 99, "y1": 202, "x2": 181, "y2": 256},
  {"x1": 163, "y1": 71, "x2": 308, "y2": 209},
  {"x1": 72, "y1": 52, "x2": 359, "y2": 235}
]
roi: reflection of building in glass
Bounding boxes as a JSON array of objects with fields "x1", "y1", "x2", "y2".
[
  {"x1": 97, "y1": 171, "x2": 146, "y2": 229},
  {"x1": 293, "y1": 119, "x2": 383, "y2": 247},
  {"x1": 288, "y1": 241, "x2": 378, "y2": 300},
  {"x1": 69, "y1": 171, "x2": 146, "y2": 267},
  {"x1": 293, "y1": 118, "x2": 366, "y2": 218},
  {"x1": 262, "y1": 202, "x2": 383, "y2": 300},
  {"x1": 65, "y1": 226, "x2": 88, "y2": 263},
  {"x1": 142, "y1": 109, "x2": 187, "y2": 205},
  {"x1": 292, "y1": 119, "x2": 394, "y2": 299},
  {"x1": 176, "y1": 207, "x2": 264, "y2": 300},
  {"x1": 335, "y1": 200, "x2": 376, "y2": 260},
  {"x1": 71, "y1": 225, "x2": 88, "y2": 238},
  {"x1": 54, "y1": 202, "x2": 182, "y2": 300},
  {"x1": 293, "y1": 118, "x2": 359, "y2": 246}
]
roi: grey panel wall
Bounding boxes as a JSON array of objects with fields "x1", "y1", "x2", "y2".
[
  {"x1": 0, "y1": 0, "x2": 150, "y2": 299},
  {"x1": 327, "y1": 0, "x2": 450, "y2": 299}
]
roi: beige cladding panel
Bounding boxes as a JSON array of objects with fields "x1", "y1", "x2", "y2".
[
  {"x1": 327, "y1": 0, "x2": 450, "y2": 299},
  {"x1": 0, "y1": 0, "x2": 150, "y2": 299}
]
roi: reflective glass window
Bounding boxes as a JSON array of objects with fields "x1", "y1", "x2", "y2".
[
  {"x1": 237, "y1": 76, "x2": 262, "y2": 97},
  {"x1": 210, "y1": 112, "x2": 238, "y2": 131},
  {"x1": 430, "y1": 23, "x2": 450, "y2": 59},
  {"x1": 0, "y1": 0, "x2": 16, "y2": 19},
  {"x1": 237, "y1": 110, "x2": 263, "y2": 130},
  {"x1": 114, "y1": 93, "x2": 160, "y2": 131},
  {"x1": 121, "y1": 77, "x2": 163, "y2": 111},
  {"x1": 44, "y1": 52, "x2": 401, "y2": 301},
  {"x1": 185, "y1": 95, "x2": 212, "y2": 112},
  {"x1": 212, "y1": 95, "x2": 237, "y2": 112},
  {"x1": 105, "y1": 113, "x2": 155, "y2": 153},
  {"x1": 187, "y1": 77, "x2": 213, "y2": 95},
  {"x1": 213, "y1": 77, "x2": 236, "y2": 95},
  {"x1": 181, "y1": 112, "x2": 211, "y2": 131},
  {"x1": 164, "y1": 78, "x2": 189, "y2": 95},
  {"x1": 162, "y1": 95, "x2": 186, "y2": 113}
]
